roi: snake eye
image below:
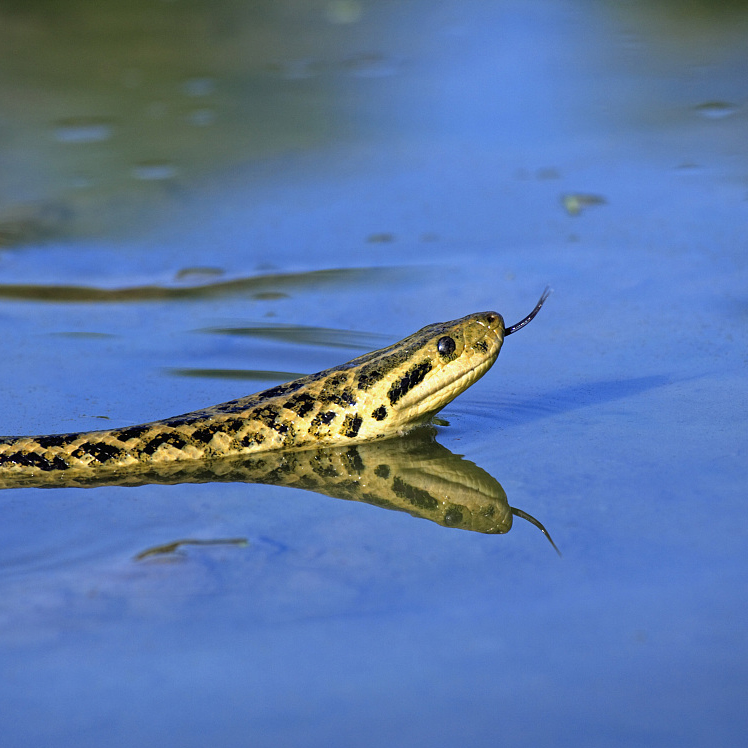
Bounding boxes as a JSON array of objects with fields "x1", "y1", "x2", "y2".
[{"x1": 437, "y1": 336, "x2": 456, "y2": 356}]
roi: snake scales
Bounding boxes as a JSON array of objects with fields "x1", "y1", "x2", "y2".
[{"x1": 0, "y1": 290, "x2": 549, "y2": 482}]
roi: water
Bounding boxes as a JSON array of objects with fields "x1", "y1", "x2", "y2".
[{"x1": 1, "y1": 1, "x2": 746, "y2": 746}]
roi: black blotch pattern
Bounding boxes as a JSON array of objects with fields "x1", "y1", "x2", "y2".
[
  {"x1": 312, "y1": 461, "x2": 340, "y2": 479},
  {"x1": 340, "y1": 388, "x2": 357, "y2": 406},
  {"x1": 357, "y1": 492, "x2": 399, "y2": 511},
  {"x1": 253, "y1": 405, "x2": 290, "y2": 434},
  {"x1": 475, "y1": 340, "x2": 488, "y2": 353},
  {"x1": 327, "y1": 373, "x2": 348, "y2": 387},
  {"x1": 254, "y1": 406, "x2": 280, "y2": 426},
  {"x1": 262, "y1": 461, "x2": 295, "y2": 485},
  {"x1": 260, "y1": 380, "x2": 304, "y2": 399},
  {"x1": 371, "y1": 405, "x2": 388, "y2": 421},
  {"x1": 295, "y1": 474, "x2": 322, "y2": 491},
  {"x1": 344, "y1": 448, "x2": 365, "y2": 474},
  {"x1": 1, "y1": 451, "x2": 70, "y2": 471},
  {"x1": 315, "y1": 411, "x2": 336, "y2": 426},
  {"x1": 184, "y1": 417, "x2": 264, "y2": 449},
  {"x1": 192, "y1": 424, "x2": 219, "y2": 443},
  {"x1": 341, "y1": 414, "x2": 362, "y2": 438},
  {"x1": 308, "y1": 410, "x2": 336, "y2": 437},
  {"x1": 387, "y1": 360, "x2": 433, "y2": 405},
  {"x1": 35, "y1": 434, "x2": 75, "y2": 449},
  {"x1": 213, "y1": 401, "x2": 253, "y2": 416},
  {"x1": 72, "y1": 441, "x2": 125, "y2": 463},
  {"x1": 374, "y1": 464, "x2": 390, "y2": 479},
  {"x1": 223, "y1": 418, "x2": 247, "y2": 433},
  {"x1": 284, "y1": 392, "x2": 316, "y2": 417},
  {"x1": 357, "y1": 369, "x2": 384, "y2": 391},
  {"x1": 241, "y1": 432, "x2": 265, "y2": 447},
  {"x1": 392, "y1": 476, "x2": 438, "y2": 509},
  {"x1": 116, "y1": 425, "x2": 152, "y2": 443},
  {"x1": 262, "y1": 465, "x2": 297, "y2": 484},
  {"x1": 318, "y1": 386, "x2": 357, "y2": 408},
  {"x1": 163, "y1": 418, "x2": 191, "y2": 428},
  {"x1": 140, "y1": 432, "x2": 188, "y2": 457}
]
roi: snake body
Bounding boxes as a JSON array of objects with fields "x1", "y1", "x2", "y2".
[{"x1": 0, "y1": 292, "x2": 549, "y2": 479}]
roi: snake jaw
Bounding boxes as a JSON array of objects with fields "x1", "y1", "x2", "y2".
[{"x1": 396, "y1": 351, "x2": 499, "y2": 419}]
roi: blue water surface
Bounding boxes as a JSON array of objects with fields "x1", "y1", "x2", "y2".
[{"x1": 0, "y1": 1, "x2": 746, "y2": 747}]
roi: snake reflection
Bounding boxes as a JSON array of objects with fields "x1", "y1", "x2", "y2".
[{"x1": 1, "y1": 427, "x2": 558, "y2": 550}]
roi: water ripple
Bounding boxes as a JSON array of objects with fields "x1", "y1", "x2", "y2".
[
  {"x1": 461, "y1": 376, "x2": 672, "y2": 426},
  {"x1": 0, "y1": 266, "x2": 403, "y2": 303},
  {"x1": 200, "y1": 323, "x2": 391, "y2": 350}
]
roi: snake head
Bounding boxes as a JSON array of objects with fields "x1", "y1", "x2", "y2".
[
  {"x1": 349, "y1": 289, "x2": 550, "y2": 437},
  {"x1": 350, "y1": 311, "x2": 506, "y2": 434}
]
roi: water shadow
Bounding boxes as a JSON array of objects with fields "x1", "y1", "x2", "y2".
[
  {"x1": 134, "y1": 537, "x2": 248, "y2": 561},
  {"x1": 199, "y1": 323, "x2": 392, "y2": 351},
  {"x1": 0, "y1": 266, "x2": 404, "y2": 303},
  {"x1": 494, "y1": 375, "x2": 671, "y2": 426},
  {"x1": 166, "y1": 368, "x2": 307, "y2": 382}
]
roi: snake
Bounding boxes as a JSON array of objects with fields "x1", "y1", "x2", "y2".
[{"x1": 0, "y1": 289, "x2": 550, "y2": 479}]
